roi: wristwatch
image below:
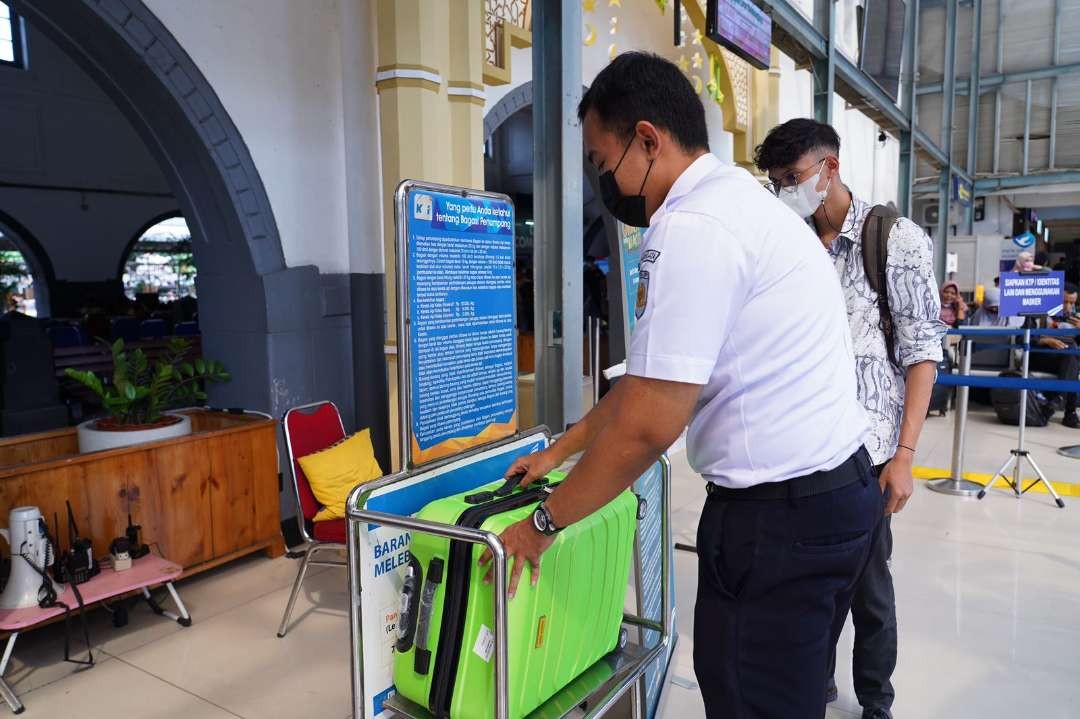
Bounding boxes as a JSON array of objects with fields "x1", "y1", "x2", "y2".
[{"x1": 531, "y1": 503, "x2": 561, "y2": 536}]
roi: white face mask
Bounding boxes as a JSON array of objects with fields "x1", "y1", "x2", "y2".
[{"x1": 778, "y1": 160, "x2": 830, "y2": 219}]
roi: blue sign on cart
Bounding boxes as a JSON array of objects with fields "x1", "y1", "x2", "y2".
[
  {"x1": 633, "y1": 460, "x2": 678, "y2": 719},
  {"x1": 999, "y1": 271, "x2": 1065, "y2": 317}
]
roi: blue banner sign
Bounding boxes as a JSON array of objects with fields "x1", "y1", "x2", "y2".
[
  {"x1": 952, "y1": 176, "x2": 973, "y2": 207},
  {"x1": 618, "y1": 221, "x2": 644, "y2": 344},
  {"x1": 1000, "y1": 271, "x2": 1065, "y2": 317},
  {"x1": 403, "y1": 185, "x2": 518, "y2": 466}
]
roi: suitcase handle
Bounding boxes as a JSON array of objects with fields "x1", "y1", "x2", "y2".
[
  {"x1": 395, "y1": 556, "x2": 423, "y2": 653},
  {"x1": 413, "y1": 557, "x2": 444, "y2": 675},
  {"x1": 465, "y1": 471, "x2": 548, "y2": 505},
  {"x1": 493, "y1": 470, "x2": 528, "y2": 497}
]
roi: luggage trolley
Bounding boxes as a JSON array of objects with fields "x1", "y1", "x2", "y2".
[{"x1": 345, "y1": 450, "x2": 674, "y2": 719}]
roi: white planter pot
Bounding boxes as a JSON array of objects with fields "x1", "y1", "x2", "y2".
[{"x1": 76, "y1": 413, "x2": 192, "y2": 453}]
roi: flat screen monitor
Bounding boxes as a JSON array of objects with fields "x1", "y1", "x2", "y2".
[
  {"x1": 858, "y1": 0, "x2": 906, "y2": 102},
  {"x1": 705, "y1": 0, "x2": 772, "y2": 71}
]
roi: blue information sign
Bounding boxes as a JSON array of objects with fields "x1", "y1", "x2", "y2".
[
  {"x1": 1000, "y1": 271, "x2": 1065, "y2": 317},
  {"x1": 402, "y1": 185, "x2": 518, "y2": 466},
  {"x1": 618, "y1": 222, "x2": 644, "y2": 340}
]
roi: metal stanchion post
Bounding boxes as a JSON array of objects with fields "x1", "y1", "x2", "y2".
[
  {"x1": 587, "y1": 317, "x2": 594, "y2": 400},
  {"x1": 978, "y1": 327, "x2": 1065, "y2": 507},
  {"x1": 593, "y1": 318, "x2": 601, "y2": 406},
  {"x1": 929, "y1": 338, "x2": 984, "y2": 496}
]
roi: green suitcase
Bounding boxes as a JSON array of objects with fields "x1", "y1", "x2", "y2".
[{"x1": 392, "y1": 472, "x2": 637, "y2": 719}]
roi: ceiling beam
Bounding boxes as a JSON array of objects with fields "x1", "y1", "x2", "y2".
[
  {"x1": 964, "y1": 0, "x2": 982, "y2": 234},
  {"x1": 913, "y1": 170, "x2": 1080, "y2": 195},
  {"x1": 974, "y1": 171, "x2": 1080, "y2": 191},
  {"x1": 752, "y1": 0, "x2": 971, "y2": 184},
  {"x1": 917, "y1": 61, "x2": 1080, "y2": 95}
]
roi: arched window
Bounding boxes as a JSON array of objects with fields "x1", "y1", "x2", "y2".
[
  {"x1": 122, "y1": 216, "x2": 195, "y2": 302},
  {"x1": 0, "y1": 2, "x2": 27, "y2": 69},
  {"x1": 0, "y1": 232, "x2": 36, "y2": 316}
]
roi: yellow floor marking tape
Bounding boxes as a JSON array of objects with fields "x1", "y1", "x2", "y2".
[{"x1": 913, "y1": 465, "x2": 1080, "y2": 497}]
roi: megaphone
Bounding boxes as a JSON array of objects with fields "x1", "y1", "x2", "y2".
[{"x1": 0, "y1": 506, "x2": 62, "y2": 609}]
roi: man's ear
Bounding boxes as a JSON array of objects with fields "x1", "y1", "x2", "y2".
[
  {"x1": 634, "y1": 120, "x2": 663, "y2": 159},
  {"x1": 826, "y1": 155, "x2": 841, "y2": 177}
]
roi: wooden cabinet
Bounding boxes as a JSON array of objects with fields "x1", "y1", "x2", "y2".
[
  {"x1": 0, "y1": 410, "x2": 283, "y2": 575},
  {"x1": 141, "y1": 441, "x2": 214, "y2": 568}
]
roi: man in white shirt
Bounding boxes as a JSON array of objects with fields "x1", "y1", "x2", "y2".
[{"x1": 483, "y1": 53, "x2": 881, "y2": 717}]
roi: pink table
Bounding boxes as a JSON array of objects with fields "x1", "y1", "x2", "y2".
[{"x1": 0, "y1": 555, "x2": 190, "y2": 714}]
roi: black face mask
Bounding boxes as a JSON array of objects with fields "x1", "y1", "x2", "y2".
[{"x1": 599, "y1": 137, "x2": 655, "y2": 228}]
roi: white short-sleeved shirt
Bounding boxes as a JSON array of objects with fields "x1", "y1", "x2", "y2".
[{"x1": 626, "y1": 153, "x2": 868, "y2": 489}]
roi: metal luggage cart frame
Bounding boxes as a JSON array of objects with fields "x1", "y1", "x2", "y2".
[{"x1": 345, "y1": 449, "x2": 673, "y2": 719}]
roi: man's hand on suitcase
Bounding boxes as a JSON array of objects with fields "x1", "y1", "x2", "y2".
[
  {"x1": 504, "y1": 449, "x2": 561, "y2": 488},
  {"x1": 479, "y1": 518, "x2": 555, "y2": 599}
]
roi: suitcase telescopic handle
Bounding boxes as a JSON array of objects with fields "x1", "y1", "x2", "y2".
[
  {"x1": 493, "y1": 470, "x2": 528, "y2": 497},
  {"x1": 464, "y1": 471, "x2": 553, "y2": 505}
]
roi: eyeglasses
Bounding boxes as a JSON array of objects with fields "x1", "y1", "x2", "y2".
[{"x1": 763, "y1": 157, "x2": 827, "y2": 197}]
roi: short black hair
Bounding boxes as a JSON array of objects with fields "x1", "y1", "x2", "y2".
[
  {"x1": 1066, "y1": 282, "x2": 1079, "y2": 294},
  {"x1": 578, "y1": 52, "x2": 709, "y2": 152},
  {"x1": 753, "y1": 118, "x2": 841, "y2": 172}
]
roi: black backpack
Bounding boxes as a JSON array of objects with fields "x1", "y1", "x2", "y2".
[
  {"x1": 991, "y1": 370, "x2": 1054, "y2": 427},
  {"x1": 927, "y1": 354, "x2": 953, "y2": 417},
  {"x1": 862, "y1": 205, "x2": 901, "y2": 367}
]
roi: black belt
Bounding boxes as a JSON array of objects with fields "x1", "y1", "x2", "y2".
[{"x1": 705, "y1": 446, "x2": 872, "y2": 501}]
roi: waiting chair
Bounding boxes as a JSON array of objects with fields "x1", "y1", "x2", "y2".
[
  {"x1": 110, "y1": 317, "x2": 140, "y2": 343},
  {"x1": 277, "y1": 400, "x2": 349, "y2": 637},
  {"x1": 47, "y1": 325, "x2": 84, "y2": 348},
  {"x1": 140, "y1": 318, "x2": 167, "y2": 339},
  {"x1": 175, "y1": 321, "x2": 200, "y2": 336}
]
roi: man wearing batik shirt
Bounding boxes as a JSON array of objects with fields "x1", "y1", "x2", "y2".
[{"x1": 756, "y1": 119, "x2": 947, "y2": 719}]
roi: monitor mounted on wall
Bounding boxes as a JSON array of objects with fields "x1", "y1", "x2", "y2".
[{"x1": 705, "y1": 0, "x2": 772, "y2": 71}]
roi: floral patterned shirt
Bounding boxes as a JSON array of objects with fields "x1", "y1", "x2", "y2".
[{"x1": 822, "y1": 194, "x2": 947, "y2": 465}]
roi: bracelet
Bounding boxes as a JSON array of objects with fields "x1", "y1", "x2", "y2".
[{"x1": 897, "y1": 444, "x2": 917, "y2": 454}]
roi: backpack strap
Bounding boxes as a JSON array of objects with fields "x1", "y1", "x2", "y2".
[{"x1": 861, "y1": 205, "x2": 901, "y2": 367}]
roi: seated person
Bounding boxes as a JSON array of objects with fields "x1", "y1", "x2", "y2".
[
  {"x1": 939, "y1": 281, "x2": 968, "y2": 328},
  {"x1": 1013, "y1": 251, "x2": 1039, "y2": 272},
  {"x1": 1050, "y1": 283, "x2": 1080, "y2": 331},
  {"x1": 970, "y1": 287, "x2": 1024, "y2": 328},
  {"x1": 1032, "y1": 283, "x2": 1080, "y2": 428}
]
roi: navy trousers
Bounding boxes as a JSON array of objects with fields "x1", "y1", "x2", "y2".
[
  {"x1": 693, "y1": 455, "x2": 883, "y2": 718},
  {"x1": 826, "y1": 511, "x2": 897, "y2": 712}
]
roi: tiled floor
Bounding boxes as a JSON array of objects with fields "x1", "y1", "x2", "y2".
[
  {"x1": 5, "y1": 410, "x2": 1080, "y2": 718},
  {"x1": 916, "y1": 404, "x2": 1080, "y2": 485},
  {"x1": 660, "y1": 407, "x2": 1080, "y2": 719}
]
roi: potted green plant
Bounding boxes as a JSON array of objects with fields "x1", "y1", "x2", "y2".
[{"x1": 66, "y1": 337, "x2": 230, "y2": 453}]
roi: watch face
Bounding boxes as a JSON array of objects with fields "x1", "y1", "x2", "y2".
[{"x1": 533, "y1": 507, "x2": 547, "y2": 533}]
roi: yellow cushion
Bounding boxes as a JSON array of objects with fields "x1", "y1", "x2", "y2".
[{"x1": 297, "y1": 428, "x2": 384, "y2": 522}]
